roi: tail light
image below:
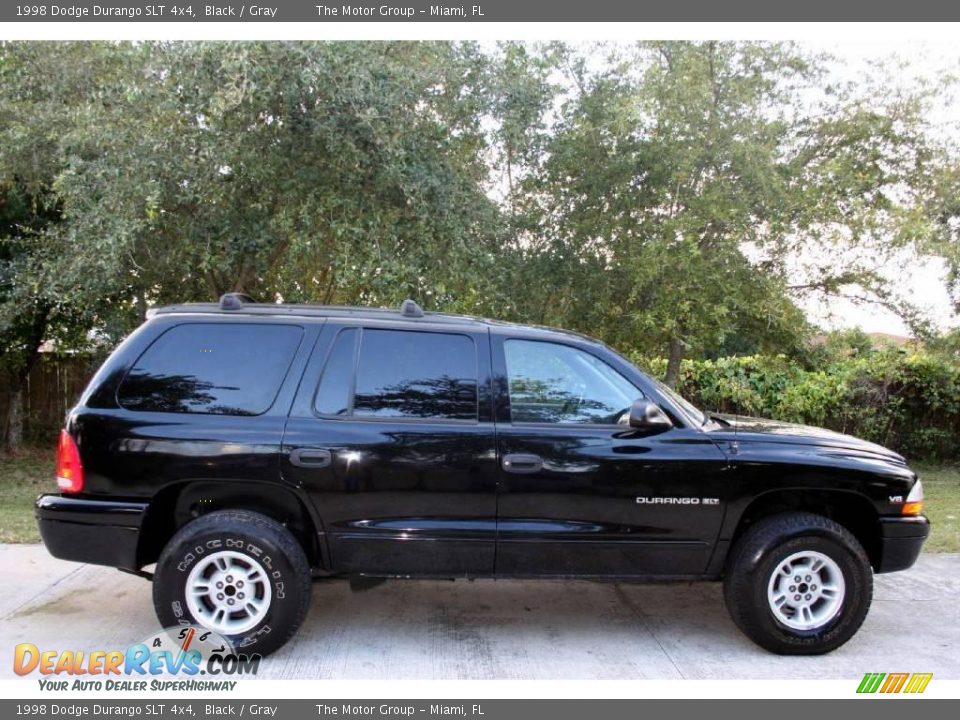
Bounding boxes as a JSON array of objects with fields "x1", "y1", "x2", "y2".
[
  {"x1": 902, "y1": 479, "x2": 924, "y2": 516},
  {"x1": 55, "y1": 430, "x2": 84, "y2": 493}
]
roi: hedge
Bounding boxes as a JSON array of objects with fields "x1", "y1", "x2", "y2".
[{"x1": 629, "y1": 350, "x2": 960, "y2": 461}]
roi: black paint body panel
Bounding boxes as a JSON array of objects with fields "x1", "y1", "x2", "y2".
[
  {"x1": 35, "y1": 495, "x2": 147, "y2": 570},
  {"x1": 876, "y1": 516, "x2": 930, "y2": 572},
  {"x1": 36, "y1": 303, "x2": 929, "y2": 581}
]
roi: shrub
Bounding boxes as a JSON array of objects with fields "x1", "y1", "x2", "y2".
[{"x1": 628, "y1": 349, "x2": 960, "y2": 461}]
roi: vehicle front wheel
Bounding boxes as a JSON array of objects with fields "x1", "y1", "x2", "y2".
[
  {"x1": 723, "y1": 511, "x2": 873, "y2": 655},
  {"x1": 153, "y1": 510, "x2": 311, "y2": 657}
]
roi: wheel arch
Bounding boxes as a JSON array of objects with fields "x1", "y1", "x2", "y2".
[
  {"x1": 728, "y1": 487, "x2": 881, "y2": 571},
  {"x1": 137, "y1": 480, "x2": 326, "y2": 571}
]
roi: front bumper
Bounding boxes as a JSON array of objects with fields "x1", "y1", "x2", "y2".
[
  {"x1": 35, "y1": 494, "x2": 148, "y2": 571},
  {"x1": 876, "y1": 515, "x2": 930, "y2": 573}
]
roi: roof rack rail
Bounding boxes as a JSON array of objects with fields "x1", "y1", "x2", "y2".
[
  {"x1": 399, "y1": 299, "x2": 424, "y2": 318},
  {"x1": 219, "y1": 292, "x2": 257, "y2": 310}
]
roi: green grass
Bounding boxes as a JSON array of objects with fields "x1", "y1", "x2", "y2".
[
  {"x1": 0, "y1": 446, "x2": 55, "y2": 543},
  {"x1": 915, "y1": 464, "x2": 960, "y2": 553},
  {"x1": 1, "y1": 447, "x2": 959, "y2": 552}
]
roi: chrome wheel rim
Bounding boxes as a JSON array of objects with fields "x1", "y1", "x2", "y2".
[
  {"x1": 766, "y1": 550, "x2": 845, "y2": 631},
  {"x1": 185, "y1": 550, "x2": 272, "y2": 635}
]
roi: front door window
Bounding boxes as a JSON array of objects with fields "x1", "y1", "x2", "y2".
[{"x1": 504, "y1": 339, "x2": 640, "y2": 425}]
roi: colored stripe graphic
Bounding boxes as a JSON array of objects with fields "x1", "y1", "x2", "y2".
[
  {"x1": 857, "y1": 673, "x2": 885, "y2": 693},
  {"x1": 903, "y1": 673, "x2": 933, "y2": 694},
  {"x1": 880, "y1": 673, "x2": 909, "y2": 693},
  {"x1": 857, "y1": 672, "x2": 932, "y2": 694}
]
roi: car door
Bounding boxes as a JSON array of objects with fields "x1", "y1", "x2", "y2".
[
  {"x1": 492, "y1": 335, "x2": 730, "y2": 577},
  {"x1": 282, "y1": 320, "x2": 498, "y2": 576}
]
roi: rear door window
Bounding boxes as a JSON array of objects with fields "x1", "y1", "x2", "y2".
[
  {"x1": 323, "y1": 328, "x2": 478, "y2": 421},
  {"x1": 118, "y1": 323, "x2": 303, "y2": 415}
]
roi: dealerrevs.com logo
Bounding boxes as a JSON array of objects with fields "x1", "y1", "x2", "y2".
[
  {"x1": 857, "y1": 672, "x2": 933, "y2": 694},
  {"x1": 13, "y1": 626, "x2": 260, "y2": 691}
]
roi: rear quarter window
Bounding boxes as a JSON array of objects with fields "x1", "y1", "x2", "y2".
[{"x1": 117, "y1": 323, "x2": 303, "y2": 415}]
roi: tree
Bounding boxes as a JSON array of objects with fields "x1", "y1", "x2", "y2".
[
  {"x1": 0, "y1": 42, "x2": 142, "y2": 450},
  {"x1": 916, "y1": 161, "x2": 960, "y2": 313},
  {"x1": 53, "y1": 42, "x2": 506, "y2": 312},
  {"x1": 511, "y1": 42, "x2": 953, "y2": 385},
  {"x1": 2, "y1": 40, "x2": 957, "y2": 452}
]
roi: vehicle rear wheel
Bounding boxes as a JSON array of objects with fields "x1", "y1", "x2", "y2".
[
  {"x1": 153, "y1": 510, "x2": 311, "y2": 657},
  {"x1": 723, "y1": 511, "x2": 872, "y2": 655}
]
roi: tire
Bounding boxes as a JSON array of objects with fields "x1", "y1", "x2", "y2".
[
  {"x1": 723, "y1": 511, "x2": 873, "y2": 655},
  {"x1": 153, "y1": 510, "x2": 311, "y2": 657}
]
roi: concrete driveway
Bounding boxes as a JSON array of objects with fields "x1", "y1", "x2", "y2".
[{"x1": 1, "y1": 544, "x2": 958, "y2": 680}]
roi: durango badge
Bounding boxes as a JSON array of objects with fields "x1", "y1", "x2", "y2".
[{"x1": 636, "y1": 497, "x2": 720, "y2": 505}]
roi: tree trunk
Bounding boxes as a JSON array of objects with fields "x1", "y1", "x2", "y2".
[
  {"x1": 4, "y1": 387, "x2": 23, "y2": 453},
  {"x1": 2, "y1": 303, "x2": 51, "y2": 453},
  {"x1": 664, "y1": 335, "x2": 684, "y2": 389},
  {"x1": 205, "y1": 270, "x2": 225, "y2": 301},
  {"x1": 135, "y1": 293, "x2": 148, "y2": 321}
]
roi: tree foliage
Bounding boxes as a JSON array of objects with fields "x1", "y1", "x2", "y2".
[
  {"x1": 1, "y1": 40, "x2": 958, "y2": 450},
  {"x1": 501, "y1": 42, "x2": 953, "y2": 384},
  {"x1": 51, "y1": 42, "x2": 505, "y2": 309}
]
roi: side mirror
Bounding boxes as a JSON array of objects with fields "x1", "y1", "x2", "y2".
[{"x1": 628, "y1": 398, "x2": 673, "y2": 431}]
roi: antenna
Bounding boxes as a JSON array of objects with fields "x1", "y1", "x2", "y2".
[{"x1": 399, "y1": 299, "x2": 424, "y2": 318}]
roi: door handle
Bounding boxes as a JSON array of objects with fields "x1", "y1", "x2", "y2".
[
  {"x1": 289, "y1": 448, "x2": 332, "y2": 468},
  {"x1": 502, "y1": 453, "x2": 543, "y2": 474}
]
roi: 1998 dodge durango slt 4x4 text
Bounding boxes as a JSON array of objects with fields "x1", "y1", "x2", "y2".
[{"x1": 37, "y1": 295, "x2": 930, "y2": 656}]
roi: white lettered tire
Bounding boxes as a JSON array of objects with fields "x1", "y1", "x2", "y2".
[{"x1": 153, "y1": 510, "x2": 311, "y2": 657}]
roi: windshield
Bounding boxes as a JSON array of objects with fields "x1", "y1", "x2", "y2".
[{"x1": 646, "y1": 375, "x2": 708, "y2": 426}]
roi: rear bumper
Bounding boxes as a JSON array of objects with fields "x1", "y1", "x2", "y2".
[
  {"x1": 35, "y1": 494, "x2": 148, "y2": 571},
  {"x1": 876, "y1": 515, "x2": 930, "y2": 574}
]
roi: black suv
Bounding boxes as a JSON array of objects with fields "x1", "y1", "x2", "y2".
[{"x1": 37, "y1": 295, "x2": 929, "y2": 656}]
